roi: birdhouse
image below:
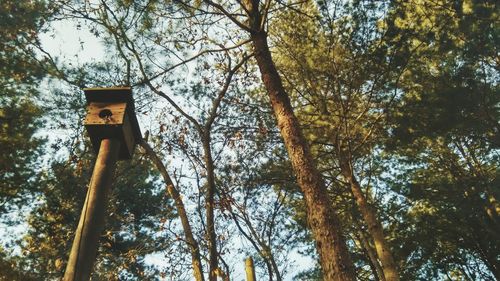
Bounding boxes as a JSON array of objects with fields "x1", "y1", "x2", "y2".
[{"x1": 83, "y1": 87, "x2": 142, "y2": 160}]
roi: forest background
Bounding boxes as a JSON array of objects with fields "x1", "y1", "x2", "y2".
[{"x1": 0, "y1": 0, "x2": 498, "y2": 280}]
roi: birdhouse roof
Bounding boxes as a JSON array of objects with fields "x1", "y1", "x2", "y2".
[{"x1": 84, "y1": 87, "x2": 135, "y2": 106}]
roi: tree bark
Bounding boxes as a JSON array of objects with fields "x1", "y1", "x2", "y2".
[
  {"x1": 339, "y1": 157, "x2": 399, "y2": 281},
  {"x1": 250, "y1": 30, "x2": 355, "y2": 281},
  {"x1": 140, "y1": 141, "x2": 205, "y2": 281},
  {"x1": 356, "y1": 227, "x2": 384, "y2": 281},
  {"x1": 202, "y1": 132, "x2": 219, "y2": 281}
]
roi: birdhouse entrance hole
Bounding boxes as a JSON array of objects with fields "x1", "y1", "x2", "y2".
[
  {"x1": 83, "y1": 87, "x2": 142, "y2": 160},
  {"x1": 99, "y1": 109, "x2": 113, "y2": 119}
]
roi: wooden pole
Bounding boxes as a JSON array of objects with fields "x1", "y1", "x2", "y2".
[
  {"x1": 245, "y1": 257, "x2": 256, "y2": 281},
  {"x1": 63, "y1": 139, "x2": 120, "y2": 281}
]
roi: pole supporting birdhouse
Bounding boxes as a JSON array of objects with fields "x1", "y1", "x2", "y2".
[
  {"x1": 245, "y1": 257, "x2": 256, "y2": 281},
  {"x1": 63, "y1": 87, "x2": 141, "y2": 281}
]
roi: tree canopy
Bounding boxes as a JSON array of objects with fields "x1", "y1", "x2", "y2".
[{"x1": 0, "y1": 0, "x2": 498, "y2": 280}]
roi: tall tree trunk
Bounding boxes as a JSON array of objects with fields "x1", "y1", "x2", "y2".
[
  {"x1": 202, "y1": 132, "x2": 218, "y2": 281},
  {"x1": 141, "y1": 141, "x2": 205, "y2": 281},
  {"x1": 250, "y1": 30, "x2": 355, "y2": 280},
  {"x1": 339, "y1": 157, "x2": 399, "y2": 281}
]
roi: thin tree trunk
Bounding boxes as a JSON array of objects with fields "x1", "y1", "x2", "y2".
[
  {"x1": 355, "y1": 226, "x2": 385, "y2": 281},
  {"x1": 245, "y1": 217, "x2": 282, "y2": 281},
  {"x1": 230, "y1": 210, "x2": 279, "y2": 281},
  {"x1": 471, "y1": 228, "x2": 500, "y2": 280},
  {"x1": 339, "y1": 158, "x2": 399, "y2": 281},
  {"x1": 249, "y1": 30, "x2": 355, "y2": 280},
  {"x1": 265, "y1": 245, "x2": 282, "y2": 281},
  {"x1": 140, "y1": 141, "x2": 205, "y2": 281},
  {"x1": 202, "y1": 133, "x2": 219, "y2": 281}
]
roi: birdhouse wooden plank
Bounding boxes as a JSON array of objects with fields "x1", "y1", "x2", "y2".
[
  {"x1": 85, "y1": 102, "x2": 127, "y2": 125},
  {"x1": 83, "y1": 87, "x2": 141, "y2": 160}
]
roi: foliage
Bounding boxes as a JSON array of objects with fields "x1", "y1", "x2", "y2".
[
  {"x1": 1, "y1": 0, "x2": 498, "y2": 280},
  {"x1": 383, "y1": 0, "x2": 499, "y2": 279},
  {"x1": 0, "y1": 0, "x2": 48, "y2": 210},
  {"x1": 20, "y1": 149, "x2": 173, "y2": 280}
]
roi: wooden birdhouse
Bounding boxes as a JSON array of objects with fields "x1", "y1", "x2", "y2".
[{"x1": 83, "y1": 87, "x2": 142, "y2": 160}]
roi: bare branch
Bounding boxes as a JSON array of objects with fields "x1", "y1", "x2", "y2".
[
  {"x1": 203, "y1": 0, "x2": 253, "y2": 32},
  {"x1": 140, "y1": 140, "x2": 205, "y2": 281}
]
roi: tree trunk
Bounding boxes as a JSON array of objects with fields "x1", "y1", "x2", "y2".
[
  {"x1": 355, "y1": 224, "x2": 385, "y2": 281},
  {"x1": 140, "y1": 141, "x2": 205, "y2": 281},
  {"x1": 202, "y1": 132, "x2": 218, "y2": 281},
  {"x1": 265, "y1": 245, "x2": 282, "y2": 281},
  {"x1": 230, "y1": 210, "x2": 281, "y2": 281},
  {"x1": 339, "y1": 158, "x2": 399, "y2": 281},
  {"x1": 471, "y1": 227, "x2": 500, "y2": 280},
  {"x1": 250, "y1": 30, "x2": 355, "y2": 281}
]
